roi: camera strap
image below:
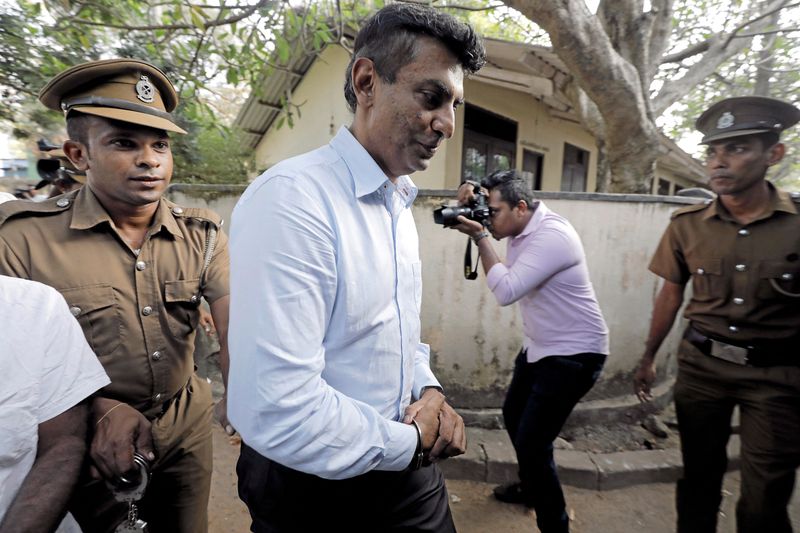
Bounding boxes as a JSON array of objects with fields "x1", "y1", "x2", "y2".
[{"x1": 464, "y1": 237, "x2": 479, "y2": 280}]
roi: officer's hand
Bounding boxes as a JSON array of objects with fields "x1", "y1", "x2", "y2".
[
  {"x1": 403, "y1": 388, "x2": 445, "y2": 450},
  {"x1": 450, "y1": 215, "x2": 486, "y2": 238},
  {"x1": 90, "y1": 398, "x2": 155, "y2": 481},
  {"x1": 633, "y1": 356, "x2": 656, "y2": 403},
  {"x1": 429, "y1": 401, "x2": 466, "y2": 461},
  {"x1": 214, "y1": 394, "x2": 235, "y2": 436},
  {"x1": 198, "y1": 307, "x2": 216, "y2": 337}
]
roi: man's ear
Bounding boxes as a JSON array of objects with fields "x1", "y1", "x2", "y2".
[
  {"x1": 766, "y1": 142, "x2": 785, "y2": 167},
  {"x1": 63, "y1": 140, "x2": 89, "y2": 172},
  {"x1": 516, "y1": 200, "x2": 528, "y2": 215},
  {"x1": 351, "y1": 57, "x2": 377, "y2": 109}
]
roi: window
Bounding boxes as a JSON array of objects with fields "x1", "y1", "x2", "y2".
[
  {"x1": 658, "y1": 179, "x2": 671, "y2": 196},
  {"x1": 561, "y1": 143, "x2": 588, "y2": 192},
  {"x1": 461, "y1": 105, "x2": 517, "y2": 183},
  {"x1": 522, "y1": 149, "x2": 543, "y2": 190}
]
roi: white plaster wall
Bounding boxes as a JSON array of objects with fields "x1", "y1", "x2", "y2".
[{"x1": 169, "y1": 185, "x2": 691, "y2": 407}]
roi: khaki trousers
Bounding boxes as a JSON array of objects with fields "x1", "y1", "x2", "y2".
[
  {"x1": 674, "y1": 339, "x2": 800, "y2": 533},
  {"x1": 70, "y1": 373, "x2": 213, "y2": 533}
]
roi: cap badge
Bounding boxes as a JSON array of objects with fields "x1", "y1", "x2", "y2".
[
  {"x1": 717, "y1": 111, "x2": 735, "y2": 129},
  {"x1": 135, "y1": 75, "x2": 155, "y2": 103}
]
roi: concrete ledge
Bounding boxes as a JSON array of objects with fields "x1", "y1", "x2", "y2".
[{"x1": 440, "y1": 428, "x2": 741, "y2": 491}]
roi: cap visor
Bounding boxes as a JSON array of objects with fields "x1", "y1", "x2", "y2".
[
  {"x1": 701, "y1": 128, "x2": 771, "y2": 144},
  {"x1": 71, "y1": 106, "x2": 187, "y2": 134}
]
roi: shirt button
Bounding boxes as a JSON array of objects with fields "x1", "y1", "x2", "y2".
[
  {"x1": 735, "y1": 264, "x2": 747, "y2": 272},
  {"x1": 696, "y1": 268, "x2": 705, "y2": 275},
  {"x1": 728, "y1": 325, "x2": 739, "y2": 333},
  {"x1": 738, "y1": 228, "x2": 749, "y2": 236},
  {"x1": 190, "y1": 295, "x2": 199, "y2": 303},
  {"x1": 142, "y1": 306, "x2": 153, "y2": 316},
  {"x1": 733, "y1": 297, "x2": 744, "y2": 305},
  {"x1": 171, "y1": 206, "x2": 184, "y2": 215},
  {"x1": 136, "y1": 261, "x2": 147, "y2": 271},
  {"x1": 154, "y1": 393, "x2": 163, "y2": 402},
  {"x1": 69, "y1": 306, "x2": 81, "y2": 317},
  {"x1": 56, "y1": 198, "x2": 70, "y2": 208},
  {"x1": 782, "y1": 273, "x2": 794, "y2": 281},
  {"x1": 151, "y1": 351, "x2": 162, "y2": 361}
]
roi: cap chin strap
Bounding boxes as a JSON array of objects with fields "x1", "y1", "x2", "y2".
[{"x1": 62, "y1": 95, "x2": 175, "y2": 122}]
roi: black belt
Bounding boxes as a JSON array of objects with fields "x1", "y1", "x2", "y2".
[{"x1": 684, "y1": 325, "x2": 799, "y2": 367}]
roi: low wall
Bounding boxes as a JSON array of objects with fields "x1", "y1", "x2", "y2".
[{"x1": 168, "y1": 184, "x2": 696, "y2": 409}]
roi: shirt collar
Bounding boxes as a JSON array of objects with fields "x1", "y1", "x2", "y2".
[
  {"x1": 702, "y1": 181, "x2": 797, "y2": 221},
  {"x1": 513, "y1": 200, "x2": 546, "y2": 240},
  {"x1": 329, "y1": 126, "x2": 418, "y2": 207},
  {"x1": 69, "y1": 186, "x2": 183, "y2": 238}
]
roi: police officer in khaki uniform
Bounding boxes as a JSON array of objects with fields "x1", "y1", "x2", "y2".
[
  {"x1": 633, "y1": 96, "x2": 800, "y2": 533},
  {"x1": 0, "y1": 59, "x2": 231, "y2": 533}
]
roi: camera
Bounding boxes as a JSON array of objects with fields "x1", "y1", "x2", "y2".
[{"x1": 433, "y1": 186, "x2": 491, "y2": 227}]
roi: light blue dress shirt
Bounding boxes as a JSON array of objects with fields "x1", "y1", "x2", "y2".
[{"x1": 228, "y1": 127, "x2": 441, "y2": 480}]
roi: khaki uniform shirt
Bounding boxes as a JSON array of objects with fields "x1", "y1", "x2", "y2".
[
  {"x1": 649, "y1": 183, "x2": 800, "y2": 344},
  {"x1": 0, "y1": 187, "x2": 229, "y2": 416}
]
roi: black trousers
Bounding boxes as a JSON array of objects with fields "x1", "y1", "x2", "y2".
[
  {"x1": 674, "y1": 339, "x2": 800, "y2": 533},
  {"x1": 502, "y1": 349, "x2": 606, "y2": 533},
  {"x1": 237, "y1": 443, "x2": 456, "y2": 533}
]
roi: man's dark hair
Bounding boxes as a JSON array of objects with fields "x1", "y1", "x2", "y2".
[
  {"x1": 343, "y1": 2, "x2": 485, "y2": 113},
  {"x1": 66, "y1": 112, "x2": 92, "y2": 147},
  {"x1": 753, "y1": 131, "x2": 780, "y2": 150},
  {"x1": 480, "y1": 169, "x2": 536, "y2": 207}
]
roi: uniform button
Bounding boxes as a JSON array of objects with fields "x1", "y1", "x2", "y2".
[
  {"x1": 782, "y1": 273, "x2": 794, "y2": 281},
  {"x1": 171, "y1": 206, "x2": 184, "y2": 215},
  {"x1": 135, "y1": 261, "x2": 147, "y2": 271},
  {"x1": 69, "y1": 306, "x2": 81, "y2": 317},
  {"x1": 142, "y1": 306, "x2": 153, "y2": 316},
  {"x1": 733, "y1": 297, "x2": 744, "y2": 305},
  {"x1": 190, "y1": 295, "x2": 199, "y2": 303},
  {"x1": 154, "y1": 393, "x2": 163, "y2": 402},
  {"x1": 738, "y1": 228, "x2": 749, "y2": 236},
  {"x1": 696, "y1": 268, "x2": 705, "y2": 275},
  {"x1": 151, "y1": 351, "x2": 162, "y2": 361},
  {"x1": 56, "y1": 198, "x2": 70, "y2": 208},
  {"x1": 728, "y1": 325, "x2": 739, "y2": 333},
  {"x1": 735, "y1": 264, "x2": 747, "y2": 272}
]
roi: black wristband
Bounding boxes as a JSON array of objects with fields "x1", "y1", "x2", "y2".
[{"x1": 409, "y1": 419, "x2": 424, "y2": 471}]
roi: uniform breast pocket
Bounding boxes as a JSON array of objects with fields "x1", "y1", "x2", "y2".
[
  {"x1": 687, "y1": 257, "x2": 725, "y2": 303},
  {"x1": 757, "y1": 261, "x2": 800, "y2": 300},
  {"x1": 164, "y1": 279, "x2": 202, "y2": 339},
  {"x1": 59, "y1": 284, "x2": 122, "y2": 356}
]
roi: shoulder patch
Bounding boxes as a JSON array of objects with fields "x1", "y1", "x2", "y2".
[
  {"x1": 0, "y1": 193, "x2": 75, "y2": 227},
  {"x1": 670, "y1": 201, "x2": 710, "y2": 219}
]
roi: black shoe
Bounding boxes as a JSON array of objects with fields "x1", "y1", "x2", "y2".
[{"x1": 492, "y1": 482, "x2": 533, "y2": 507}]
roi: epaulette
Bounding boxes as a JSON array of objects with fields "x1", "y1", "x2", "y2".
[
  {"x1": 164, "y1": 199, "x2": 224, "y2": 229},
  {"x1": 670, "y1": 200, "x2": 712, "y2": 220},
  {"x1": 0, "y1": 191, "x2": 77, "y2": 227}
]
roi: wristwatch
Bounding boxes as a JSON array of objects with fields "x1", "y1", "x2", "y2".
[{"x1": 472, "y1": 231, "x2": 490, "y2": 244}]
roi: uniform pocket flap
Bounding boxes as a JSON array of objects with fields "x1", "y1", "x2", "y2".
[
  {"x1": 165, "y1": 278, "x2": 201, "y2": 303},
  {"x1": 687, "y1": 257, "x2": 721, "y2": 276},
  {"x1": 759, "y1": 261, "x2": 799, "y2": 280},
  {"x1": 59, "y1": 284, "x2": 115, "y2": 316}
]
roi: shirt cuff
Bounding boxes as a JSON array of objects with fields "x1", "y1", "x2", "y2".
[{"x1": 375, "y1": 420, "x2": 419, "y2": 472}]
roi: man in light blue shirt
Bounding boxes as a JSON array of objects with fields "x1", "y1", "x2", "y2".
[{"x1": 228, "y1": 4, "x2": 485, "y2": 531}]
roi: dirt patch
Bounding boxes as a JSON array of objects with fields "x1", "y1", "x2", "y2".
[{"x1": 560, "y1": 404, "x2": 680, "y2": 453}]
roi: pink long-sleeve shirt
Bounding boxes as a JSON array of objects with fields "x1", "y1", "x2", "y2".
[{"x1": 486, "y1": 201, "x2": 609, "y2": 362}]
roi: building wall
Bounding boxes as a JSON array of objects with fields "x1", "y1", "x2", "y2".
[
  {"x1": 169, "y1": 184, "x2": 693, "y2": 408},
  {"x1": 250, "y1": 47, "x2": 600, "y2": 192}
]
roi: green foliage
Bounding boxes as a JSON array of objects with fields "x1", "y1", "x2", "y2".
[{"x1": 172, "y1": 126, "x2": 254, "y2": 184}]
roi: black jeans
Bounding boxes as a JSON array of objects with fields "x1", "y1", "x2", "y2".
[
  {"x1": 502, "y1": 350, "x2": 606, "y2": 533},
  {"x1": 237, "y1": 443, "x2": 456, "y2": 533}
]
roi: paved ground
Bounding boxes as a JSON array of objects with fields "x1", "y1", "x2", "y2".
[{"x1": 208, "y1": 425, "x2": 800, "y2": 532}]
